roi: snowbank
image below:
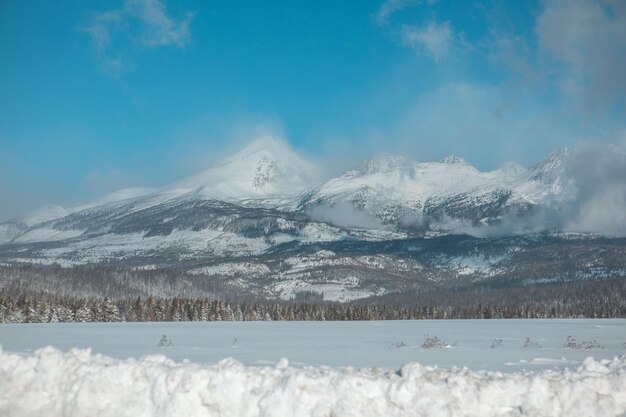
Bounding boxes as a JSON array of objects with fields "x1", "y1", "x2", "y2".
[{"x1": 0, "y1": 347, "x2": 624, "y2": 417}]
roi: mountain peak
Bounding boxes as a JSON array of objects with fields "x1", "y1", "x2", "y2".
[
  {"x1": 172, "y1": 136, "x2": 320, "y2": 198},
  {"x1": 530, "y1": 147, "x2": 569, "y2": 183},
  {"x1": 440, "y1": 154, "x2": 470, "y2": 166},
  {"x1": 227, "y1": 136, "x2": 293, "y2": 161}
]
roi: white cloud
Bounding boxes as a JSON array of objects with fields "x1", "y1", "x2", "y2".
[
  {"x1": 375, "y1": 0, "x2": 423, "y2": 26},
  {"x1": 569, "y1": 183, "x2": 626, "y2": 235},
  {"x1": 401, "y1": 20, "x2": 452, "y2": 61},
  {"x1": 563, "y1": 139, "x2": 626, "y2": 236},
  {"x1": 535, "y1": 0, "x2": 626, "y2": 111},
  {"x1": 83, "y1": 11, "x2": 123, "y2": 51},
  {"x1": 373, "y1": 0, "x2": 462, "y2": 63},
  {"x1": 82, "y1": 0, "x2": 193, "y2": 73},
  {"x1": 124, "y1": 0, "x2": 192, "y2": 47},
  {"x1": 388, "y1": 82, "x2": 578, "y2": 167}
]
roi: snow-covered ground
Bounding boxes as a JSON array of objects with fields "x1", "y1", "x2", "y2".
[
  {"x1": 1, "y1": 320, "x2": 625, "y2": 416},
  {"x1": 1, "y1": 319, "x2": 624, "y2": 370},
  {"x1": 1, "y1": 347, "x2": 624, "y2": 417}
]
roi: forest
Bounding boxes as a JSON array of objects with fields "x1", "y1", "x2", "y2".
[{"x1": 1, "y1": 265, "x2": 624, "y2": 323}]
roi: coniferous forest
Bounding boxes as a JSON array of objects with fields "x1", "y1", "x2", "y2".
[{"x1": 1, "y1": 265, "x2": 624, "y2": 323}]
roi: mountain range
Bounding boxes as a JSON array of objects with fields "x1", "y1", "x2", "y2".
[{"x1": 1, "y1": 137, "x2": 624, "y2": 301}]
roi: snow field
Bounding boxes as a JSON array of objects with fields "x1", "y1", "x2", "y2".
[
  {"x1": 0, "y1": 346, "x2": 625, "y2": 417},
  {"x1": 2, "y1": 320, "x2": 625, "y2": 371}
]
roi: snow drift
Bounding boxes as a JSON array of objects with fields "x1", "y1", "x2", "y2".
[{"x1": 0, "y1": 347, "x2": 625, "y2": 417}]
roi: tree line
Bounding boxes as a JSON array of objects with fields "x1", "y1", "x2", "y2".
[
  {"x1": 1, "y1": 277, "x2": 624, "y2": 323},
  {"x1": 1, "y1": 264, "x2": 625, "y2": 322}
]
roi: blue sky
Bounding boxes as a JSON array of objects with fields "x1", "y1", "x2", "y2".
[{"x1": 1, "y1": 0, "x2": 625, "y2": 220}]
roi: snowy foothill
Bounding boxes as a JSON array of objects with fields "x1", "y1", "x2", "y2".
[{"x1": 1, "y1": 346, "x2": 625, "y2": 417}]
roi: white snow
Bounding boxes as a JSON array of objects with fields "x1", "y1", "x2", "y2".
[
  {"x1": 0, "y1": 345, "x2": 624, "y2": 417},
  {"x1": 434, "y1": 253, "x2": 508, "y2": 277},
  {"x1": 13, "y1": 227, "x2": 85, "y2": 243},
  {"x1": 301, "y1": 154, "x2": 541, "y2": 229},
  {"x1": 34, "y1": 228, "x2": 270, "y2": 264},
  {"x1": 2, "y1": 319, "x2": 624, "y2": 371},
  {"x1": 271, "y1": 275, "x2": 385, "y2": 302},
  {"x1": 298, "y1": 149, "x2": 580, "y2": 234},
  {"x1": 190, "y1": 262, "x2": 271, "y2": 277},
  {"x1": 2, "y1": 319, "x2": 622, "y2": 417},
  {"x1": 282, "y1": 251, "x2": 414, "y2": 274}
]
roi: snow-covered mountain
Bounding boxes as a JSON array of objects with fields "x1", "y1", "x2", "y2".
[
  {"x1": 1, "y1": 140, "x2": 623, "y2": 301},
  {"x1": 0, "y1": 139, "x2": 579, "y2": 253},
  {"x1": 298, "y1": 151, "x2": 563, "y2": 231},
  {"x1": 2, "y1": 139, "x2": 570, "y2": 246},
  {"x1": 166, "y1": 136, "x2": 320, "y2": 202}
]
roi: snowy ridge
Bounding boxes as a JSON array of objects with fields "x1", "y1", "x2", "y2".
[
  {"x1": 520, "y1": 148, "x2": 573, "y2": 204},
  {"x1": 14, "y1": 189, "x2": 159, "y2": 229},
  {"x1": 1, "y1": 347, "x2": 625, "y2": 417},
  {"x1": 299, "y1": 153, "x2": 536, "y2": 228},
  {"x1": 14, "y1": 205, "x2": 71, "y2": 227},
  {"x1": 77, "y1": 187, "x2": 159, "y2": 210}
]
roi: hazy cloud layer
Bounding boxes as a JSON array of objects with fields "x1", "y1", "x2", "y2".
[
  {"x1": 81, "y1": 169, "x2": 150, "y2": 199},
  {"x1": 536, "y1": 0, "x2": 626, "y2": 112},
  {"x1": 305, "y1": 138, "x2": 626, "y2": 237},
  {"x1": 479, "y1": 0, "x2": 626, "y2": 120},
  {"x1": 377, "y1": 0, "x2": 626, "y2": 115},
  {"x1": 564, "y1": 140, "x2": 626, "y2": 235},
  {"x1": 444, "y1": 140, "x2": 626, "y2": 238},
  {"x1": 306, "y1": 202, "x2": 384, "y2": 230}
]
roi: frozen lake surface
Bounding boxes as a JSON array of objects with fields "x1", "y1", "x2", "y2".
[
  {"x1": 1, "y1": 319, "x2": 625, "y2": 417},
  {"x1": 1, "y1": 319, "x2": 624, "y2": 371}
]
